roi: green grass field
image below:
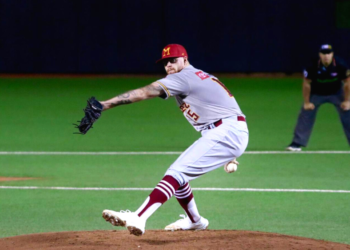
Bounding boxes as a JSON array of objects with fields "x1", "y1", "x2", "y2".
[{"x1": 0, "y1": 76, "x2": 349, "y2": 244}]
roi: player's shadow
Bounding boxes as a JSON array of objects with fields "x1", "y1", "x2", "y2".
[{"x1": 140, "y1": 239, "x2": 180, "y2": 245}]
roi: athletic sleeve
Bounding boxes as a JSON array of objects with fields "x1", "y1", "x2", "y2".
[{"x1": 156, "y1": 73, "x2": 190, "y2": 99}]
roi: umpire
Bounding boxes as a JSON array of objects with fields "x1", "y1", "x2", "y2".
[{"x1": 287, "y1": 44, "x2": 350, "y2": 151}]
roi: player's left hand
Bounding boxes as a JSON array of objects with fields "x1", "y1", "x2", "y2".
[
  {"x1": 74, "y1": 97, "x2": 103, "y2": 134},
  {"x1": 340, "y1": 101, "x2": 350, "y2": 111}
]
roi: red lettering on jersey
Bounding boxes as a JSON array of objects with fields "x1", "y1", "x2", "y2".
[
  {"x1": 211, "y1": 78, "x2": 233, "y2": 97},
  {"x1": 179, "y1": 102, "x2": 190, "y2": 113},
  {"x1": 195, "y1": 71, "x2": 210, "y2": 80},
  {"x1": 187, "y1": 109, "x2": 199, "y2": 121}
]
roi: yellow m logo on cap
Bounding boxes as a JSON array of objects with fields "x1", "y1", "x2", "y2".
[{"x1": 163, "y1": 47, "x2": 170, "y2": 57}]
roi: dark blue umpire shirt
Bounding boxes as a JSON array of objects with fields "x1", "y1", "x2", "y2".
[{"x1": 303, "y1": 56, "x2": 350, "y2": 95}]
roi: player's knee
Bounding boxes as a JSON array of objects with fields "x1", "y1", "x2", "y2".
[{"x1": 164, "y1": 169, "x2": 188, "y2": 186}]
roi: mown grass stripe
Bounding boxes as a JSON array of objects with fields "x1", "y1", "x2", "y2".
[{"x1": 1, "y1": 186, "x2": 349, "y2": 193}]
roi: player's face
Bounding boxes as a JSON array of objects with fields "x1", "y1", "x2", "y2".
[
  {"x1": 319, "y1": 52, "x2": 333, "y2": 66},
  {"x1": 163, "y1": 57, "x2": 186, "y2": 74}
]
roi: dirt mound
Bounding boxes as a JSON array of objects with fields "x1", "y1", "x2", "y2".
[{"x1": 1, "y1": 230, "x2": 349, "y2": 250}]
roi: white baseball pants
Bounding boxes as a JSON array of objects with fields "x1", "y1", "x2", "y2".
[{"x1": 165, "y1": 116, "x2": 249, "y2": 186}]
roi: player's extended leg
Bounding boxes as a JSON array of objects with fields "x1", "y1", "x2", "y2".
[
  {"x1": 164, "y1": 182, "x2": 208, "y2": 231},
  {"x1": 331, "y1": 92, "x2": 350, "y2": 146},
  {"x1": 102, "y1": 175, "x2": 180, "y2": 236},
  {"x1": 291, "y1": 95, "x2": 324, "y2": 147}
]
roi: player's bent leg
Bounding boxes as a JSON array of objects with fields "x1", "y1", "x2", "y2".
[
  {"x1": 165, "y1": 182, "x2": 209, "y2": 231},
  {"x1": 163, "y1": 118, "x2": 248, "y2": 231},
  {"x1": 174, "y1": 183, "x2": 201, "y2": 223},
  {"x1": 102, "y1": 209, "x2": 146, "y2": 236}
]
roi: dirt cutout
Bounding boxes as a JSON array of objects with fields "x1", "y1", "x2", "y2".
[
  {"x1": 0, "y1": 177, "x2": 37, "y2": 182},
  {"x1": 0, "y1": 230, "x2": 349, "y2": 250}
]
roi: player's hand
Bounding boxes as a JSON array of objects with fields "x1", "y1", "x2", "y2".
[
  {"x1": 340, "y1": 101, "x2": 350, "y2": 111},
  {"x1": 224, "y1": 159, "x2": 239, "y2": 174},
  {"x1": 303, "y1": 102, "x2": 315, "y2": 110}
]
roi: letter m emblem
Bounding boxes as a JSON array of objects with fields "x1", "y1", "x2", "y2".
[{"x1": 163, "y1": 47, "x2": 171, "y2": 57}]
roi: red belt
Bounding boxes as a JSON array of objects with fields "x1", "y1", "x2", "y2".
[{"x1": 212, "y1": 116, "x2": 246, "y2": 128}]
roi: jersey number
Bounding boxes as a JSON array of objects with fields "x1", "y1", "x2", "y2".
[
  {"x1": 179, "y1": 102, "x2": 199, "y2": 122},
  {"x1": 211, "y1": 78, "x2": 233, "y2": 97},
  {"x1": 187, "y1": 110, "x2": 199, "y2": 121}
]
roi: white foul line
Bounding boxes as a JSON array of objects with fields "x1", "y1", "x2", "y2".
[
  {"x1": 0, "y1": 151, "x2": 182, "y2": 155},
  {"x1": 0, "y1": 186, "x2": 349, "y2": 193},
  {"x1": 0, "y1": 151, "x2": 349, "y2": 155}
]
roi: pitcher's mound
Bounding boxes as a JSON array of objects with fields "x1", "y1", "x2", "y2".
[{"x1": 1, "y1": 230, "x2": 349, "y2": 250}]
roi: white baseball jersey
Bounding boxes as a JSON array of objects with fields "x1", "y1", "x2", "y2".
[{"x1": 156, "y1": 65, "x2": 245, "y2": 131}]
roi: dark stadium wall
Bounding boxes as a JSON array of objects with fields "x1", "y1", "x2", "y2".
[{"x1": 0, "y1": 0, "x2": 348, "y2": 74}]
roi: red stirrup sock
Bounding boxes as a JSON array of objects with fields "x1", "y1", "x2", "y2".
[
  {"x1": 135, "y1": 175, "x2": 180, "y2": 220},
  {"x1": 175, "y1": 182, "x2": 201, "y2": 223}
]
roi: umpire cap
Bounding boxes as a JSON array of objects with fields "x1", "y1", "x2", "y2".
[{"x1": 319, "y1": 44, "x2": 333, "y2": 54}]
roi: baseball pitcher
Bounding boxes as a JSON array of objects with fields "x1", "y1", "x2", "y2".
[{"x1": 76, "y1": 44, "x2": 249, "y2": 236}]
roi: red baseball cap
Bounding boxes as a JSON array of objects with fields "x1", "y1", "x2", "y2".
[{"x1": 156, "y1": 44, "x2": 188, "y2": 63}]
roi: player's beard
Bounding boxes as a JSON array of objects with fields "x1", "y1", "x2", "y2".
[
  {"x1": 166, "y1": 68, "x2": 177, "y2": 74},
  {"x1": 166, "y1": 66, "x2": 184, "y2": 75}
]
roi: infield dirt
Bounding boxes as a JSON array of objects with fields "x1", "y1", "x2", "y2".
[{"x1": 1, "y1": 230, "x2": 349, "y2": 250}]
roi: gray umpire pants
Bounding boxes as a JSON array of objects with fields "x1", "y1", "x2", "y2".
[{"x1": 292, "y1": 90, "x2": 350, "y2": 147}]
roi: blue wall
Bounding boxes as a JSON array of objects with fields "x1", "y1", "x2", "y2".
[{"x1": 0, "y1": 0, "x2": 349, "y2": 73}]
